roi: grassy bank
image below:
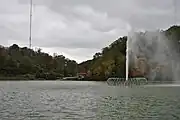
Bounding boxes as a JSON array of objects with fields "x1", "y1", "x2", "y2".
[
  {"x1": 0, "y1": 76, "x2": 33, "y2": 80},
  {"x1": 0, "y1": 77, "x2": 60, "y2": 81},
  {"x1": 0, "y1": 75, "x2": 61, "y2": 81},
  {"x1": 0, "y1": 76, "x2": 107, "y2": 81}
]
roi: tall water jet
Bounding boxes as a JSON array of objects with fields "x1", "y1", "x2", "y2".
[
  {"x1": 126, "y1": 24, "x2": 133, "y2": 81},
  {"x1": 125, "y1": 34, "x2": 129, "y2": 81}
]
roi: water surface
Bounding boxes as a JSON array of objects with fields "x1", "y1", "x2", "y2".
[{"x1": 0, "y1": 81, "x2": 180, "y2": 120}]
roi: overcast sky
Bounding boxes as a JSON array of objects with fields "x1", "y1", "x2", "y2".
[{"x1": 0, "y1": 0, "x2": 179, "y2": 63}]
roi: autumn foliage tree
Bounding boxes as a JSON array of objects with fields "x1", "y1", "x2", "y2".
[{"x1": 0, "y1": 44, "x2": 78, "y2": 80}]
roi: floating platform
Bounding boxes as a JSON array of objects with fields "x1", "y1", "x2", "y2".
[
  {"x1": 107, "y1": 77, "x2": 148, "y2": 86},
  {"x1": 62, "y1": 76, "x2": 80, "y2": 80}
]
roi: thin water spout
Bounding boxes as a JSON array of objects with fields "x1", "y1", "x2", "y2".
[
  {"x1": 125, "y1": 24, "x2": 132, "y2": 82},
  {"x1": 126, "y1": 36, "x2": 129, "y2": 81}
]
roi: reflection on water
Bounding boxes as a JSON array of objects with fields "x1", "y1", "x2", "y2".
[
  {"x1": 145, "y1": 84, "x2": 180, "y2": 87},
  {"x1": 0, "y1": 81, "x2": 180, "y2": 120}
]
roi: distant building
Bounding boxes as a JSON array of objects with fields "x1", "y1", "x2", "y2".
[{"x1": 77, "y1": 73, "x2": 87, "y2": 78}]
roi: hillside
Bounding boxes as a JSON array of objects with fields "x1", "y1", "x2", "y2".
[
  {"x1": 0, "y1": 44, "x2": 78, "y2": 80},
  {"x1": 78, "y1": 36, "x2": 127, "y2": 80},
  {"x1": 78, "y1": 25, "x2": 180, "y2": 81}
]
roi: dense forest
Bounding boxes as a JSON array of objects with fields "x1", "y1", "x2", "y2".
[
  {"x1": 78, "y1": 36, "x2": 126, "y2": 81},
  {"x1": 0, "y1": 44, "x2": 77, "y2": 80},
  {"x1": 78, "y1": 25, "x2": 180, "y2": 81}
]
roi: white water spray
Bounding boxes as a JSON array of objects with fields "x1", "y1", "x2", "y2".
[
  {"x1": 126, "y1": 24, "x2": 133, "y2": 81},
  {"x1": 126, "y1": 36, "x2": 129, "y2": 81},
  {"x1": 128, "y1": 28, "x2": 180, "y2": 83}
]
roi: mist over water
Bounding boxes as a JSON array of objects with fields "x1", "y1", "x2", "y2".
[{"x1": 127, "y1": 28, "x2": 180, "y2": 83}]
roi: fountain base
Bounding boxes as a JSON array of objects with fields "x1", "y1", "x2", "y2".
[{"x1": 107, "y1": 77, "x2": 148, "y2": 86}]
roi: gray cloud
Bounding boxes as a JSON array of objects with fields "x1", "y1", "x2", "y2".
[{"x1": 0, "y1": 0, "x2": 180, "y2": 62}]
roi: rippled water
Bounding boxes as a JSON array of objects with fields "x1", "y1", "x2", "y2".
[{"x1": 0, "y1": 81, "x2": 180, "y2": 120}]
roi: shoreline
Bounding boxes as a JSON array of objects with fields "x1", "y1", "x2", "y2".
[
  {"x1": 0, "y1": 80, "x2": 106, "y2": 82},
  {"x1": 0, "y1": 77, "x2": 107, "y2": 81}
]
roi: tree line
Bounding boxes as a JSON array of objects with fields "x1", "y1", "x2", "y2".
[{"x1": 0, "y1": 44, "x2": 77, "y2": 80}]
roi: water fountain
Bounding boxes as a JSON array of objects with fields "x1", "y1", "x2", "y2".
[
  {"x1": 107, "y1": 0, "x2": 179, "y2": 86},
  {"x1": 124, "y1": 27, "x2": 148, "y2": 86},
  {"x1": 125, "y1": 31, "x2": 129, "y2": 82},
  {"x1": 107, "y1": 25, "x2": 180, "y2": 86},
  {"x1": 107, "y1": 25, "x2": 148, "y2": 86}
]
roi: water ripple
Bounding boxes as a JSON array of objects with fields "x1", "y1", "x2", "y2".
[{"x1": 0, "y1": 81, "x2": 180, "y2": 120}]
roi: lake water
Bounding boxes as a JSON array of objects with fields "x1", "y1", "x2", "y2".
[{"x1": 0, "y1": 81, "x2": 180, "y2": 120}]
